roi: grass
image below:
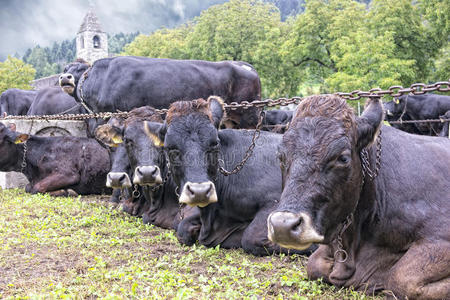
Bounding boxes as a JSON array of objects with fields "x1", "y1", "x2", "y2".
[{"x1": 0, "y1": 189, "x2": 382, "y2": 299}]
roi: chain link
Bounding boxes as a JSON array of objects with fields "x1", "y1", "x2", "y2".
[
  {"x1": 20, "y1": 141, "x2": 28, "y2": 173},
  {"x1": 132, "y1": 184, "x2": 141, "y2": 199},
  {"x1": 219, "y1": 110, "x2": 265, "y2": 176}
]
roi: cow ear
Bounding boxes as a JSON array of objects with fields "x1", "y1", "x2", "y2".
[
  {"x1": 95, "y1": 124, "x2": 123, "y2": 147},
  {"x1": 14, "y1": 134, "x2": 29, "y2": 144},
  {"x1": 356, "y1": 98, "x2": 384, "y2": 151},
  {"x1": 144, "y1": 121, "x2": 166, "y2": 147},
  {"x1": 208, "y1": 96, "x2": 224, "y2": 129}
]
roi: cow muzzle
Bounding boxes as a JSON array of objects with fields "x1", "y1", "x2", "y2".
[
  {"x1": 267, "y1": 211, "x2": 324, "y2": 250},
  {"x1": 59, "y1": 73, "x2": 76, "y2": 94},
  {"x1": 106, "y1": 172, "x2": 132, "y2": 189},
  {"x1": 179, "y1": 181, "x2": 217, "y2": 207},
  {"x1": 133, "y1": 166, "x2": 162, "y2": 186}
]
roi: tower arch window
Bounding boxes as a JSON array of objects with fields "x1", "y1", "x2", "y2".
[{"x1": 93, "y1": 35, "x2": 100, "y2": 48}]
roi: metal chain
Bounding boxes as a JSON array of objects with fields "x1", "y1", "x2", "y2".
[
  {"x1": 77, "y1": 67, "x2": 95, "y2": 114},
  {"x1": 0, "y1": 79, "x2": 448, "y2": 122},
  {"x1": 20, "y1": 141, "x2": 28, "y2": 173},
  {"x1": 388, "y1": 118, "x2": 450, "y2": 124},
  {"x1": 334, "y1": 213, "x2": 353, "y2": 263},
  {"x1": 219, "y1": 110, "x2": 265, "y2": 176},
  {"x1": 132, "y1": 184, "x2": 140, "y2": 199},
  {"x1": 360, "y1": 129, "x2": 382, "y2": 181},
  {"x1": 336, "y1": 79, "x2": 450, "y2": 100}
]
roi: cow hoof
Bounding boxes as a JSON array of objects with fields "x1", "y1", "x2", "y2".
[{"x1": 67, "y1": 189, "x2": 78, "y2": 197}]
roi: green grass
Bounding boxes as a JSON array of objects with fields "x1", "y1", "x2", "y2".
[{"x1": 0, "y1": 189, "x2": 381, "y2": 299}]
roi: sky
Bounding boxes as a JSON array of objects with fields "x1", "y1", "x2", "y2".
[{"x1": 0, "y1": 0, "x2": 227, "y2": 61}]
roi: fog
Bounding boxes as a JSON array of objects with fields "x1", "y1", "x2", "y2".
[{"x1": 0, "y1": 0, "x2": 227, "y2": 60}]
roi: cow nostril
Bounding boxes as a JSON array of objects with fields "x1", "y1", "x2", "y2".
[
  {"x1": 136, "y1": 168, "x2": 143, "y2": 176},
  {"x1": 205, "y1": 183, "x2": 212, "y2": 196},
  {"x1": 186, "y1": 184, "x2": 195, "y2": 196},
  {"x1": 151, "y1": 167, "x2": 157, "y2": 176},
  {"x1": 119, "y1": 174, "x2": 126, "y2": 182},
  {"x1": 291, "y1": 217, "x2": 303, "y2": 232}
]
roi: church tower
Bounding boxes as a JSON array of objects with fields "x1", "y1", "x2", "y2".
[{"x1": 76, "y1": 9, "x2": 108, "y2": 64}]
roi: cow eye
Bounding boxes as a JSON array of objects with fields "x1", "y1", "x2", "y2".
[{"x1": 337, "y1": 154, "x2": 350, "y2": 164}]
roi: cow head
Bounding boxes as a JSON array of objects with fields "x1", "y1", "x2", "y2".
[
  {"x1": 95, "y1": 117, "x2": 131, "y2": 189},
  {"x1": 384, "y1": 95, "x2": 407, "y2": 118},
  {"x1": 267, "y1": 95, "x2": 383, "y2": 250},
  {"x1": 0, "y1": 123, "x2": 29, "y2": 171},
  {"x1": 95, "y1": 107, "x2": 166, "y2": 187},
  {"x1": 160, "y1": 96, "x2": 224, "y2": 208},
  {"x1": 59, "y1": 59, "x2": 90, "y2": 96}
]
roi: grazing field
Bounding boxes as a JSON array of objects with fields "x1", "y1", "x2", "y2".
[{"x1": 0, "y1": 189, "x2": 381, "y2": 299}]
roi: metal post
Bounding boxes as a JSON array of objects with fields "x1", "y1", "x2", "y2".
[{"x1": 358, "y1": 101, "x2": 361, "y2": 116}]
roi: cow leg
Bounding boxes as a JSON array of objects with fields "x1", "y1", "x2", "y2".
[
  {"x1": 109, "y1": 188, "x2": 121, "y2": 203},
  {"x1": 48, "y1": 189, "x2": 78, "y2": 197},
  {"x1": 31, "y1": 173, "x2": 80, "y2": 194},
  {"x1": 387, "y1": 240, "x2": 450, "y2": 300},
  {"x1": 176, "y1": 209, "x2": 202, "y2": 246},
  {"x1": 307, "y1": 245, "x2": 334, "y2": 282}
]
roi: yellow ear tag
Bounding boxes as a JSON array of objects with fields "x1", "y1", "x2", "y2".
[
  {"x1": 394, "y1": 99, "x2": 399, "y2": 104},
  {"x1": 14, "y1": 134, "x2": 28, "y2": 144},
  {"x1": 111, "y1": 136, "x2": 123, "y2": 144}
]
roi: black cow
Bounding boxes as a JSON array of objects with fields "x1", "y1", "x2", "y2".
[
  {"x1": 28, "y1": 87, "x2": 101, "y2": 138},
  {"x1": 152, "y1": 96, "x2": 314, "y2": 256},
  {"x1": 59, "y1": 57, "x2": 261, "y2": 128},
  {"x1": 0, "y1": 88, "x2": 37, "y2": 116},
  {"x1": 262, "y1": 109, "x2": 293, "y2": 133},
  {"x1": 106, "y1": 143, "x2": 132, "y2": 204},
  {"x1": 95, "y1": 107, "x2": 200, "y2": 231},
  {"x1": 267, "y1": 95, "x2": 450, "y2": 299},
  {"x1": 0, "y1": 122, "x2": 110, "y2": 196},
  {"x1": 384, "y1": 94, "x2": 450, "y2": 135},
  {"x1": 383, "y1": 101, "x2": 422, "y2": 134},
  {"x1": 27, "y1": 87, "x2": 83, "y2": 115}
]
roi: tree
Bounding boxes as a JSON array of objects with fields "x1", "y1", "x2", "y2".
[
  {"x1": 0, "y1": 56, "x2": 36, "y2": 94},
  {"x1": 123, "y1": 26, "x2": 191, "y2": 59},
  {"x1": 186, "y1": 0, "x2": 294, "y2": 97},
  {"x1": 282, "y1": 0, "x2": 424, "y2": 93},
  {"x1": 367, "y1": 0, "x2": 431, "y2": 82}
]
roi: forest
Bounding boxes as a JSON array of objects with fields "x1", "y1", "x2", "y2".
[{"x1": 0, "y1": 0, "x2": 448, "y2": 97}]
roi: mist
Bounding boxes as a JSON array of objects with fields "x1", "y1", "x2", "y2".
[{"x1": 0, "y1": 0, "x2": 227, "y2": 61}]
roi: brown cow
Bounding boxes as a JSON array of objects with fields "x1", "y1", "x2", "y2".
[
  {"x1": 0, "y1": 122, "x2": 110, "y2": 196},
  {"x1": 267, "y1": 94, "x2": 450, "y2": 299}
]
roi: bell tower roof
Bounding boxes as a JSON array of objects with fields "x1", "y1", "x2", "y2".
[{"x1": 78, "y1": 9, "x2": 104, "y2": 33}]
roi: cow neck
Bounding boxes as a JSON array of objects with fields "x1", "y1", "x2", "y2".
[
  {"x1": 331, "y1": 130, "x2": 382, "y2": 267},
  {"x1": 14, "y1": 137, "x2": 41, "y2": 180},
  {"x1": 396, "y1": 95, "x2": 409, "y2": 122},
  {"x1": 76, "y1": 66, "x2": 95, "y2": 114}
]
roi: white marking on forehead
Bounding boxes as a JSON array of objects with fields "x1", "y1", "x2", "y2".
[{"x1": 241, "y1": 65, "x2": 252, "y2": 71}]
